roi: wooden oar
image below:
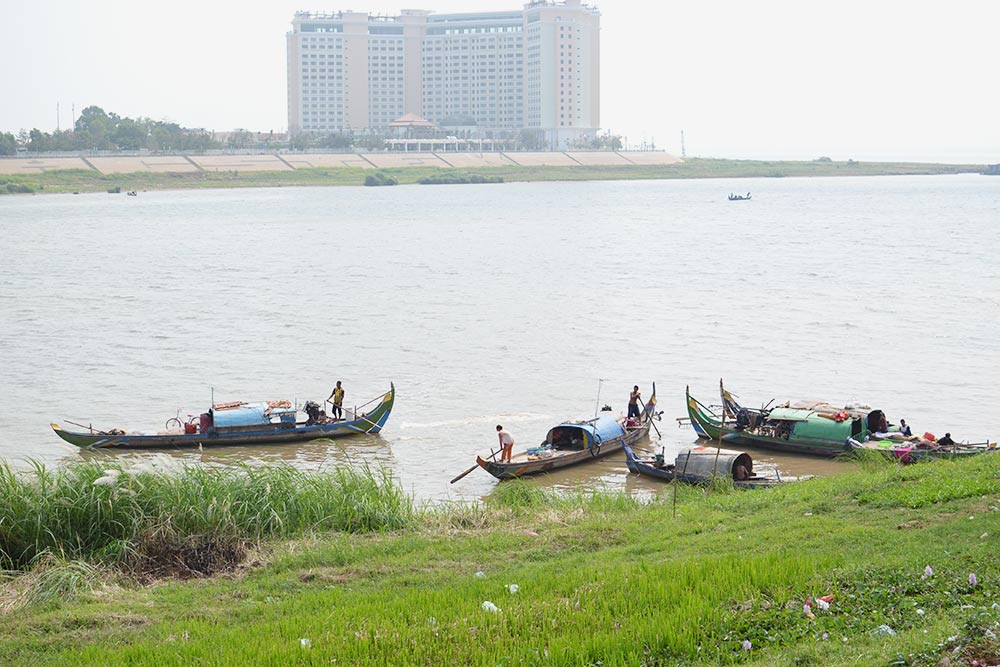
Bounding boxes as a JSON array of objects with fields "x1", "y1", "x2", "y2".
[{"x1": 450, "y1": 448, "x2": 499, "y2": 484}]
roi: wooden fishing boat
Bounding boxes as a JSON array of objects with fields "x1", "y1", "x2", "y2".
[
  {"x1": 689, "y1": 380, "x2": 993, "y2": 460},
  {"x1": 624, "y1": 444, "x2": 784, "y2": 489},
  {"x1": 51, "y1": 384, "x2": 395, "y2": 449},
  {"x1": 845, "y1": 438, "x2": 997, "y2": 463},
  {"x1": 475, "y1": 388, "x2": 656, "y2": 480},
  {"x1": 476, "y1": 415, "x2": 650, "y2": 480},
  {"x1": 686, "y1": 381, "x2": 877, "y2": 457}
]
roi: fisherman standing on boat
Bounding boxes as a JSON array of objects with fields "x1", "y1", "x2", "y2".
[
  {"x1": 628, "y1": 386, "x2": 642, "y2": 422},
  {"x1": 496, "y1": 425, "x2": 514, "y2": 462},
  {"x1": 328, "y1": 381, "x2": 345, "y2": 421}
]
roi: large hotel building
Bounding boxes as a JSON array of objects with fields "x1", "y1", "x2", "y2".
[{"x1": 287, "y1": 1, "x2": 600, "y2": 148}]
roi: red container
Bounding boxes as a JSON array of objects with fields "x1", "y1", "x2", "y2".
[
  {"x1": 184, "y1": 422, "x2": 197, "y2": 435},
  {"x1": 200, "y1": 413, "x2": 212, "y2": 433}
]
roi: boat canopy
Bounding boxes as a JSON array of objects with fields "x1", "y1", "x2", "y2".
[
  {"x1": 546, "y1": 415, "x2": 625, "y2": 450},
  {"x1": 211, "y1": 402, "x2": 297, "y2": 429},
  {"x1": 765, "y1": 408, "x2": 816, "y2": 422},
  {"x1": 790, "y1": 413, "x2": 863, "y2": 441}
]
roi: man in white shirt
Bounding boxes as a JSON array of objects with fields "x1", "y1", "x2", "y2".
[{"x1": 496, "y1": 424, "x2": 514, "y2": 463}]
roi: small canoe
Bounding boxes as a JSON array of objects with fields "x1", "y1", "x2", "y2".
[
  {"x1": 51, "y1": 384, "x2": 395, "y2": 449},
  {"x1": 624, "y1": 444, "x2": 784, "y2": 489}
]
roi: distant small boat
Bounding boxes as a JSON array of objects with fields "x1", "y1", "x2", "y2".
[
  {"x1": 624, "y1": 444, "x2": 787, "y2": 489},
  {"x1": 51, "y1": 384, "x2": 395, "y2": 449},
  {"x1": 728, "y1": 192, "x2": 751, "y2": 201}
]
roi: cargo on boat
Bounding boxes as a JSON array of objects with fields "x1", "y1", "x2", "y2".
[{"x1": 51, "y1": 384, "x2": 395, "y2": 449}]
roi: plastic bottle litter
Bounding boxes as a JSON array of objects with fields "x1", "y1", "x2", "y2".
[
  {"x1": 507, "y1": 584, "x2": 519, "y2": 594},
  {"x1": 299, "y1": 638, "x2": 311, "y2": 648}
]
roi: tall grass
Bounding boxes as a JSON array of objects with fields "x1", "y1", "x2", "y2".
[{"x1": 0, "y1": 460, "x2": 413, "y2": 571}]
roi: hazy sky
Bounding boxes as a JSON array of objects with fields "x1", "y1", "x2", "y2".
[{"x1": 2, "y1": 1, "x2": 998, "y2": 161}]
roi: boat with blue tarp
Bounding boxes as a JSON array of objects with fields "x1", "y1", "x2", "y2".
[
  {"x1": 475, "y1": 387, "x2": 655, "y2": 480},
  {"x1": 50, "y1": 384, "x2": 395, "y2": 449}
]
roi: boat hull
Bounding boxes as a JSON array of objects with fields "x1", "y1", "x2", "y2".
[
  {"x1": 477, "y1": 422, "x2": 650, "y2": 480},
  {"x1": 52, "y1": 385, "x2": 395, "y2": 449}
]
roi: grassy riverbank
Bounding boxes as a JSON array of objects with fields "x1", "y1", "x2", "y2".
[
  {"x1": 2, "y1": 455, "x2": 999, "y2": 666},
  {"x1": 0, "y1": 158, "x2": 986, "y2": 195}
]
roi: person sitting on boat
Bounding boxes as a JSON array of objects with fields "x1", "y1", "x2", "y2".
[
  {"x1": 628, "y1": 386, "x2": 642, "y2": 422},
  {"x1": 937, "y1": 432, "x2": 955, "y2": 448},
  {"x1": 328, "y1": 381, "x2": 345, "y2": 420},
  {"x1": 899, "y1": 419, "x2": 912, "y2": 437},
  {"x1": 496, "y1": 424, "x2": 514, "y2": 463}
]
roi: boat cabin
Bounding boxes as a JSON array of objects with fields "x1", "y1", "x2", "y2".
[
  {"x1": 761, "y1": 407, "x2": 867, "y2": 442},
  {"x1": 545, "y1": 415, "x2": 625, "y2": 451}
]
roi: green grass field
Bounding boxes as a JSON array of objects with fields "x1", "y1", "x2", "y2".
[
  {"x1": 1, "y1": 454, "x2": 999, "y2": 666},
  {"x1": 0, "y1": 157, "x2": 986, "y2": 195}
]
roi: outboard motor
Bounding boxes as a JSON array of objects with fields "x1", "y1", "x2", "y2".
[{"x1": 304, "y1": 400, "x2": 327, "y2": 426}]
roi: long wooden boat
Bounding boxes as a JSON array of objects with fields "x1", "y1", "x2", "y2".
[
  {"x1": 687, "y1": 382, "x2": 866, "y2": 457},
  {"x1": 845, "y1": 438, "x2": 997, "y2": 463},
  {"x1": 689, "y1": 380, "x2": 994, "y2": 460},
  {"x1": 624, "y1": 444, "x2": 784, "y2": 489},
  {"x1": 51, "y1": 384, "x2": 395, "y2": 449},
  {"x1": 476, "y1": 388, "x2": 656, "y2": 480}
]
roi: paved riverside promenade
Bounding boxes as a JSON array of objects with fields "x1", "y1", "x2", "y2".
[{"x1": 0, "y1": 151, "x2": 680, "y2": 175}]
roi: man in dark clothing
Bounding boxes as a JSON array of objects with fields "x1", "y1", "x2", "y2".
[{"x1": 937, "y1": 433, "x2": 955, "y2": 447}]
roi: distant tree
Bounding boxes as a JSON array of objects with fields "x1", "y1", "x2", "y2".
[
  {"x1": 113, "y1": 118, "x2": 147, "y2": 150},
  {"x1": 516, "y1": 129, "x2": 545, "y2": 150},
  {"x1": 357, "y1": 134, "x2": 386, "y2": 150},
  {"x1": 0, "y1": 132, "x2": 16, "y2": 155},
  {"x1": 317, "y1": 133, "x2": 354, "y2": 149},
  {"x1": 227, "y1": 129, "x2": 255, "y2": 149},
  {"x1": 27, "y1": 128, "x2": 50, "y2": 152},
  {"x1": 75, "y1": 106, "x2": 116, "y2": 150},
  {"x1": 815, "y1": 156, "x2": 832, "y2": 162}
]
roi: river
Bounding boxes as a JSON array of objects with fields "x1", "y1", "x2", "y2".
[{"x1": 1, "y1": 174, "x2": 997, "y2": 501}]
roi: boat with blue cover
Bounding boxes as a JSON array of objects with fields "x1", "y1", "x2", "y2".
[
  {"x1": 50, "y1": 384, "x2": 395, "y2": 449},
  {"x1": 476, "y1": 388, "x2": 655, "y2": 480}
]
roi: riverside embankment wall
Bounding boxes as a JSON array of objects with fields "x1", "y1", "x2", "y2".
[{"x1": 0, "y1": 151, "x2": 680, "y2": 175}]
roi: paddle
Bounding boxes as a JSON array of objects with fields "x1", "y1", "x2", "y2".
[{"x1": 450, "y1": 447, "x2": 500, "y2": 484}]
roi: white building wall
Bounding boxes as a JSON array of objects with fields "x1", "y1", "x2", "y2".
[{"x1": 287, "y1": 2, "x2": 598, "y2": 138}]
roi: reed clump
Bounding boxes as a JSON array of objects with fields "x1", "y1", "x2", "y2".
[{"x1": 0, "y1": 460, "x2": 413, "y2": 575}]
